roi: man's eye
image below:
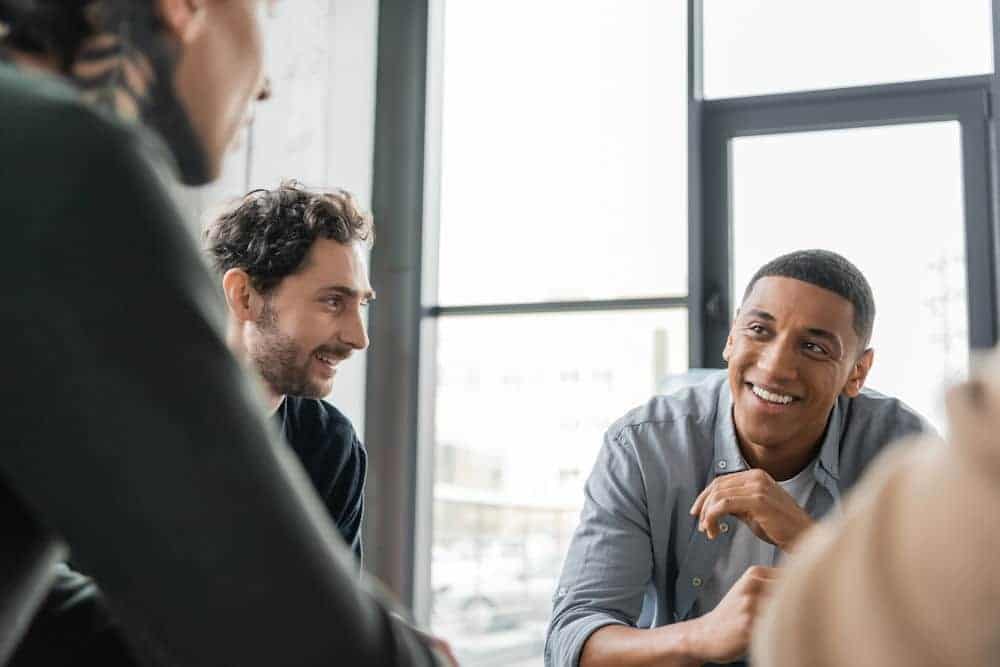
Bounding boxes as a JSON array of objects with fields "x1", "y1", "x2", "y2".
[
  {"x1": 747, "y1": 324, "x2": 767, "y2": 335},
  {"x1": 325, "y1": 298, "x2": 343, "y2": 309},
  {"x1": 803, "y1": 342, "x2": 827, "y2": 355}
]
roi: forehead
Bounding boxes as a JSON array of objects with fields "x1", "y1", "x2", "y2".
[
  {"x1": 287, "y1": 238, "x2": 371, "y2": 290},
  {"x1": 742, "y1": 276, "x2": 857, "y2": 336}
]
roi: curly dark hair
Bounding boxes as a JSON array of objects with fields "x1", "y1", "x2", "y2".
[
  {"x1": 0, "y1": 1, "x2": 157, "y2": 71},
  {"x1": 205, "y1": 181, "x2": 374, "y2": 294},
  {"x1": 742, "y1": 249, "x2": 875, "y2": 350}
]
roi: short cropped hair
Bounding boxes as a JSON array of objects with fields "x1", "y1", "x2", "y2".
[
  {"x1": 742, "y1": 249, "x2": 875, "y2": 350},
  {"x1": 205, "y1": 180, "x2": 373, "y2": 294}
]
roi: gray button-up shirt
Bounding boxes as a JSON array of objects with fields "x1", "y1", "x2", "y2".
[{"x1": 544, "y1": 371, "x2": 927, "y2": 667}]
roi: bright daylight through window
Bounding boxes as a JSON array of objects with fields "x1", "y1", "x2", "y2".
[
  {"x1": 704, "y1": 0, "x2": 993, "y2": 98},
  {"x1": 420, "y1": 1, "x2": 991, "y2": 664},
  {"x1": 732, "y1": 122, "x2": 969, "y2": 431},
  {"x1": 425, "y1": 1, "x2": 687, "y2": 664}
]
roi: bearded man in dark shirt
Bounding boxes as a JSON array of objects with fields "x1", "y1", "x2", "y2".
[{"x1": 206, "y1": 181, "x2": 375, "y2": 563}]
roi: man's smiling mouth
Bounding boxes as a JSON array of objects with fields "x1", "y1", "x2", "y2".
[
  {"x1": 747, "y1": 383, "x2": 797, "y2": 405},
  {"x1": 314, "y1": 351, "x2": 341, "y2": 368}
]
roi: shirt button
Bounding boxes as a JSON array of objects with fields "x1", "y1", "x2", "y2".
[
  {"x1": 719, "y1": 522, "x2": 730, "y2": 533},
  {"x1": 692, "y1": 576, "x2": 703, "y2": 587},
  {"x1": 717, "y1": 460, "x2": 728, "y2": 470}
]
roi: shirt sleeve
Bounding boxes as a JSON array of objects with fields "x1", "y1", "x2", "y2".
[
  {"x1": 0, "y1": 111, "x2": 442, "y2": 667},
  {"x1": 328, "y1": 434, "x2": 367, "y2": 568},
  {"x1": 544, "y1": 428, "x2": 653, "y2": 667}
]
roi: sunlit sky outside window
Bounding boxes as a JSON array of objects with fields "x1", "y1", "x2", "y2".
[
  {"x1": 704, "y1": 0, "x2": 993, "y2": 98},
  {"x1": 424, "y1": 1, "x2": 985, "y2": 663},
  {"x1": 732, "y1": 122, "x2": 969, "y2": 431},
  {"x1": 429, "y1": 2, "x2": 688, "y2": 662},
  {"x1": 436, "y1": 0, "x2": 688, "y2": 306}
]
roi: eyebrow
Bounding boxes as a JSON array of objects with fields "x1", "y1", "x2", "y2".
[
  {"x1": 745, "y1": 308, "x2": 844, "y2": 348},
  {"x1": 744, "y1": 309, "x2": 775, "y2": 322},
  {"x1": 804, "y1": 327, "x2": 839, "y2": 343},
  {"x1": 319, "y1": 285, "x2": 376, "y2": 301}
]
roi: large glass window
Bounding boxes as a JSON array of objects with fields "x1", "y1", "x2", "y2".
[
  {"x1": 704, "y1": 0, "x2": 993, "y2": 98},
  {"x1": 731, "y1": 122, "x2": 969, "y2": 430},
  {"x1": 403, "y1": 2, "x2": 996, "y2": 665},
  {"x1": 424, "y1": 1, "x2": 688, "y2": 664},
  {"x1": 430, "y1": 311, "x2": 687, "y2": 662},
  {"x1": 436, "y1": 0, "x2": 688, "y2": 305}
]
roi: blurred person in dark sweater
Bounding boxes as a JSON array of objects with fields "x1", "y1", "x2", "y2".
[{"x1": 0, "y1": 1, "x2": 448, "y2": 665}]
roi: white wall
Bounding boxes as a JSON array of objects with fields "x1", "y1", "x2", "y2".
[{"x1": 179, "y1": 0, "x2": 380, "y2": 434}]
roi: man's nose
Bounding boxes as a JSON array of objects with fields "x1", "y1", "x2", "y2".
[
  {"x1": 756, "y1": 338, "x2": 798, "y2": 381},
  {"x1": 339, "y1": 306, "x2": 369, "y2": 351}
]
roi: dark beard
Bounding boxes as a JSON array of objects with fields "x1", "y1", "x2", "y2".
[
  {"x1": 250, "y1": 302, "x2": 351, "y2": 400},
  {"x1": 251, "y1": 302, "x2": 321, "y2": 399}
]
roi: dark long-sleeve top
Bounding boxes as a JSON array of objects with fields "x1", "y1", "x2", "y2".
[
  {"x1": 277, "y1": 396, "x2": 367, "y2": 566},
  {"x1": 0, "y1": 61, "x2": 438, "y2": 666}
]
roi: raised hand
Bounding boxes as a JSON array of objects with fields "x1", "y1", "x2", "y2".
[{"x1": 689, "y1": 469, "x2": 814, "y2": 552}]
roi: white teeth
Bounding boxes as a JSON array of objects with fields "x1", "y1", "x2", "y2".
[{"x1": 751, "y1": 385, "x2": 794, "y2": 405}]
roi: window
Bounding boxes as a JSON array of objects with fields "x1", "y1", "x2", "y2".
[
  {"x1": 703, "y1": 0, "x2": 993, "y2": 98},
  {"x1": 695, "y1": 70, "x2": 995, "y2": 433},
  {"x1": 436, "y1": 0, "x2": 687, "y2": 305},
  {"x1": 422, "y1": 1, "x2": 688, "y2": 663},
  {"x1": 368, "y1": 2, "x2": 1000, "y2": 664},
  {"x1": 731, "y1": 122, "x2": 969, "y2": 429}
]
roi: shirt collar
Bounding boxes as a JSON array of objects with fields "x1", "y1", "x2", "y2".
[{"x1": 713, "y1": 381, "x2": 843, "y2": 483}]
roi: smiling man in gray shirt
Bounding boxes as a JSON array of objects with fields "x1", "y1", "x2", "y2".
[{"x1": 545, "y1": 249, "x2": 929, "y2": 667}]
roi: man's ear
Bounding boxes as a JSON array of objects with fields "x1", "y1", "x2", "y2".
[
  {"x1": 221, "y1": 268, "x2": 259, "y2": 323},
  {"x1": 154, "y1": 0, "x2": 206, "y2": 44},
  {"x1": 842, "y1": 348, "x2": 874, "y2": 398}
]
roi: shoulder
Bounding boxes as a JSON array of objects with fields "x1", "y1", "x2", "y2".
[
  {"x1": 585, "y1": 373, "x2": 726, "y2": 510},
  {"x1": 837, "y1": 387, "x2": 931, "y2": 486},
  {"x1": 0, "y1": 64, "x2": 139, "y2": 159},
  {"x1": 604, "y1": 370, "x2": 725, "y2": 473},
  {"x1": 846, "y1": 387, "x2": 930, "y2": 438},
  {"x1": 0, "y1": 64, "x2": 173, "y2": 196},
  {"x1": 0, "y1": 65, "x2": 196, "y2": 298},
  {"x1": 608, "y1": 371, "x2": 726, "y2": 441},
  {"x1": 0, "y1": 62, "x2": 87, "y2": 123}
]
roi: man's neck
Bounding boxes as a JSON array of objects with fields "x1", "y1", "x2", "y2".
[{"x1": 733, "y1": 417, "x2": 828, "y2": 482}]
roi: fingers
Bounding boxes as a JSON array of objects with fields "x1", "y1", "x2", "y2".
[
  {"x1": 692, "y1": 470, "x2": 796, "y2": 542},
  {"x1": 689, "y1": 483, "x2": 713, "y2": 518},
  {"x1": 689, "y1": 470, "x2": 762, "y2": 517},
  {"x1": 701, "y1": 493, "x2": 773, "y2": 539}
]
